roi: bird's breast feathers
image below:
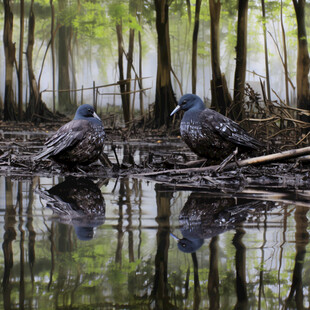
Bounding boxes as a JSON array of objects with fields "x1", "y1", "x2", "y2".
[{"x1": 180, "y1": 120, "x2": 204, "y2": 139}]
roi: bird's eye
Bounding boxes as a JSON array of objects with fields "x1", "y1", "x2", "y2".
[{"x1": 181, "y1": 100, "x2": 187, "y2": 105}]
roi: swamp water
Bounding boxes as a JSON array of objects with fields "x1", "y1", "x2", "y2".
[{"x1": 0, "y1": 139, "x2": 309, "y2": 309}]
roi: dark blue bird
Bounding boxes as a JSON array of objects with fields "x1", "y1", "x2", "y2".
[
  {"x1": 34, "y1": 104, "x2": 105, "y2": 167},
  {"x1": 170, "y1": 94, "x2": 262, "y2": 162}
]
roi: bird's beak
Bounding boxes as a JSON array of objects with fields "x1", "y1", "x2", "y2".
[
  {"x1": 170, "y1": 105, "x2": 181, "y2": 116},
  {"x1": 93, "y1": 111, "x2": 101, "y2": 121},
  {"x1": 170, "y1": 232, "x2": 180, "y2": 241}
]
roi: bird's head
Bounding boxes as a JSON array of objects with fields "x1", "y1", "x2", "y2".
[
  {"x1": 170, "y1": 94, "x2": 205, "y2": 116},
  {"x1": 74, "y1": 104, "x2": 102, "y2": 122},
  {"x1": 170, "y1": 232, "x2": 204, "y2": 253}
]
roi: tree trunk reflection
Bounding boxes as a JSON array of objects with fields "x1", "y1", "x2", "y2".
[
  {"x1": 208, "y1": 236, "x2": 219, "y2": 310},
  {"x1": 285, "y1": 206, "x2": 309, "y2": 308},
  {"x1": 233, "y1": 227, "x2": 248, "y2": 310},
  {"x1": 152, "y1": 184, "x2": 173, "y2": 309},
  {"x1": 2, "y1": 178, "x2": 17, "y2": 308}
]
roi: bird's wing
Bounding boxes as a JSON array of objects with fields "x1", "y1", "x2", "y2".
[
  {"x1": 35, "y1": 121, "x2": 86, "y2": 160},
  {"x1": 200, "y1": 109, "x2": 262, "y2": 149}
]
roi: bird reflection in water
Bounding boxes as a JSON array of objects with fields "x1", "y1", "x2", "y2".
[
  {"x1": 172, "y1": 192, "x2": 264, "y2": 253},
  {"x1": 38, "y1": 176, "x2": 106, "y2": 241}
]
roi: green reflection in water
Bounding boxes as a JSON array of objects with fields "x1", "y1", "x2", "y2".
[{"x1": 0, "y1": 176, "x2": 309, "y2": 309}]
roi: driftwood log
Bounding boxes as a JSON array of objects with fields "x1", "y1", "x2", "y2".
[{"x1": 135, "y1": 146, "x2": 310, "y2": 178}]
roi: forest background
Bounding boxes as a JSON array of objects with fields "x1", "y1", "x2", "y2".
[{"x1": 1, "y1": 0, "x2": 310, "y2": 135}]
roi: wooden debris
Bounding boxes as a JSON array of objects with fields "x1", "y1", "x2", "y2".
[{"x1": 134, "y1": 146, "x2": 310, "y2": 178}]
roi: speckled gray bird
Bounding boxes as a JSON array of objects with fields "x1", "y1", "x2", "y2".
[
  {"x1": 34, "y1": 104, "x2": 105, "y2": 167},
  {"x1": 170, "y1": 94, "x2": 262, "y2": 161}
]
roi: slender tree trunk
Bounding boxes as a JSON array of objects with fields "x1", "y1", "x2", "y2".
[
  {"x1": 68, "y1": 29, "x2": 77, "y2": 106},
  {"x1": 292, "y1": 0, "x2": 310, "y2": 123},
  {"x1": 3, "y1": 0, "x2": 17, "y2": 121},
  {"x1": 209, "y1": 0, "x2": 232, "y2": 116},
  {"x1": 192, "y1": 0, "x2": 202, "y2": 94},
  {"x1": 281, "y1": 0, "x2": 289, "y2": 105},
  {"x1": 261, "y1": 0, "x2": 271, "y2": 101},
  {"x1": 186, "y1": 0, "x2": 191, "y2": 24},
  {"x1": 126, "y1": 29, "x2": 134, "y2": 118},
  {"x1": 232, "y1": 0, "x2": 248, "y2": 121},
  {"x1": 50, "y1": 0, "x2": 56, "y2": 113},
  {"x1": 25, "y1": 0, "x2": 39, "y2": 118},
  {"x1": 138, "y1": 2, "x2": 144, "y2": 117},
  {"x1": 116, "y1": 22, "x2": 130, "y2": 125},
  {"x1": 18, "y1": 0, "x2": 24, "y2": 120},
  {"x1": 25, "y1": 0, "x2": 53, "y2": 121},
  {"x1": 125, "y1": 0, "x2": 137, "y2": 120},
  {"x1": 58, "y1": 0, "x2": 73, "y2": 113},
  {"x1": 154, "y1": 0, "x2": 176, "y2": 128}
]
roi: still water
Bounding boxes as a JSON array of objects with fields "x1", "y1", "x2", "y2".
[{"x1": 0, "y1": 172, "x2": 309, "y2": 309}]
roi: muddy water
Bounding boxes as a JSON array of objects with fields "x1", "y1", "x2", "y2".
[{"x1": 0, "y1": 171, "x2": 309, "y2": 309}]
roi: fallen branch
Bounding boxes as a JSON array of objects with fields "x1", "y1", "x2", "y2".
[{"x1": 134, "y1": 146, "x2": 310, "y2": 177}]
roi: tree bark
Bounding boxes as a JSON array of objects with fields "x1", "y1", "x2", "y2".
[
  {"x1": 209, "y1": 0, "x2": 232, "y2": 116},
  {"x1": 154, "y1": 0, "x2": 176, "y2": 128},
  {"x1": 281, "y1": 0, "x2": 289, "y2": 105},
  {"x1": 232, "y1": 0, "x2": 248, "y2": 121},
  {"x1": 292, "y1": 0, "x2": 310, "y2": 123},
  {"x1": 261, "y1": 0, "x2": 271, "y2": 101},
  {"x1": 25, "y1": 0, "x2": 53, "y2": 121},
  {"x1": 18, "y1": 0, "x2": 25, "y2": 120},
  {"x1": 116, "y1": 22, "x2": 130, "y2": 125},
  {"x1": 192, "y1": 0, "x2": 202, "y2": 94},
  {"x1": 126, "y1": 28, "x2": 134, "y2": 118},
  {"x1": 138, "y1": 1, "x2": 144, "y2": 117},
  {"x1": 25, "y1": 0, "x2": 39, "y2": 118},
  {"x1": 50, "y1": 0, "x2": 56, "y2": 113},
  {"x1": 3, "y1": 0, "x2": 17, "y2": 121},
  {"x1": 58, "y1": 0, "x2": 73, "y2": 113}
]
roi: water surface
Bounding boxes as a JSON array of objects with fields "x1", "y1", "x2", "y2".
[{"x1": 0, "y1": 173, "x2": 309, "y2": 309}]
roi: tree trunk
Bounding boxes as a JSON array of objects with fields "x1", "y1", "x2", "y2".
[
  {"x1": 192, "y1": 0, "x2": 202, "y2": 94},
  {"x1": 25, "y1": 0, "x2": 53, "y2": 121},
  {"x1": 50, "y1": 0, "x2": 56, "y2": 113},
  {"x1": 232, "y1": 0, "x2": 248, "y2": 121},
  {"x1": 116, "y1": 22, "x2": 130, "y2": 125},
  {"x1": 209, "y1": 0, "x2": 232, "y2": 116},
  {"x1": 3, "y1": 0, "x2": 17, "y2": 121},
  {"x1": 126, "y1": 28, "x2": 134, "y2": 119},
  {"x1": 18, "y1": 0, "x2": 24, "y2": 120},
  {"x1": 68, "y1": 29, "x2": 77, "y2": 106},
  {"x1": 261, "y1": 0, "x2": 271, "y2": 101},
  {"x1": 138, "y1": 1, "x2": 144, "y2": 117},
  {"x1": 281, "y1": 0, "x2": 289, "y2": 105},
  {"x1": 25, "y1": 0, "x2": 39, "y2": 118},
  {"x1": 154, "y1": 0, "x2": 176, "y2": 128},
  {"x1": 58, "y1": 0, "x2": 73, "y2": 113},
  {"x1": 292, "y1": 0, "x2": 310, "y2": 123}
]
